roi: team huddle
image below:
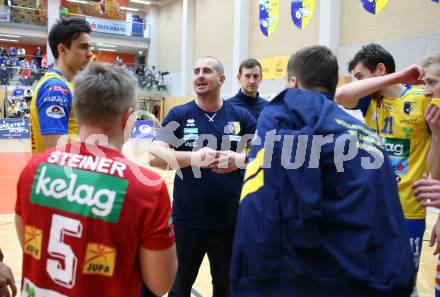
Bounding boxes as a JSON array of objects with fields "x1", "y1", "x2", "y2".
[{"x1": 1, "y1": 16, "x2": 440, "y2": 297}]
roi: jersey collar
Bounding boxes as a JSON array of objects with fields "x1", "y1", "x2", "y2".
[{"x1": 48, "y1": 68, "x2": 71, "y2": 82}]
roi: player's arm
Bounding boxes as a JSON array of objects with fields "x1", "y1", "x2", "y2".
[
  {"x1": 149, "y1": 140, "x2": 190, "y2": 169},
  {"x1": 14, "y1": 215, "x2": 23, "y2": 247},
  {"x1": 335, "y1": 64, "x2": 424, "y2": 109},
  {"x1": 210, "y1": 108, "x2": 256, "y2": 174},
  {"x1": 138, "y1": 181, "x2": 177, "y2": 296},
  {"x1": 139, "y1": 245, "x2": 177, "y2": 296},
  {"x1": 149, "y1": 107, "x2": 219, "y2": 170},
  {"x1": 149, "y1": 140, "x2": 218, "y2": 170},
  {"x1": 36, "y1": 82, "x2": 72, "y2": 151}
]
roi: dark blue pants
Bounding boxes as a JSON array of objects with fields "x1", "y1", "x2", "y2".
[
  {"x1": 168, "y1": 224, "x2": 235, "y2": 297},
  {"x1": 404, "y1": 219, "x2": 425, "y2": 273}
]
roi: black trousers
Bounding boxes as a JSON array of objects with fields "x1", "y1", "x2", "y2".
[{"x1": 168, "y1": 224, "x2": 235, "y2": 297}]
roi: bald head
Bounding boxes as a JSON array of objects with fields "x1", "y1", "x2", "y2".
[
  {"x1": 193, "y1": 56, "x2": 225, "y2": 97},
  {"x1": 196, "y1": 56, "x2": 224, "y2": 75}
]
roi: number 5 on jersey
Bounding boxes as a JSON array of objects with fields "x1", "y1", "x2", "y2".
[{"x1": 47, "y1": 214, "x2": 83, "y2": 289}]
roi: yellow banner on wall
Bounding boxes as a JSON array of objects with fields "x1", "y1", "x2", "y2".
[{"x1": 259, "y1": 55, "x2": 289, "y2": 80}]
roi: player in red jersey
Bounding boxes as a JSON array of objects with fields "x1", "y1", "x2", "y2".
[{"x1": 15, "y1": 62, "x2": 177, "y2": 297}]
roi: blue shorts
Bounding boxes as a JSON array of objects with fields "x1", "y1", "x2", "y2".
[{"x1": 404, "y1": 219, "x2": 426, "y2": 273}]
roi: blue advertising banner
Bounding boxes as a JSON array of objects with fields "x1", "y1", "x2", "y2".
[
  {"x1": 259, "y1": 0, "x2": 279, "y2": 37},
  {"x1": 360, "y1": 0, "x2": 389, "y2": 15},
  {"x1": 86, "y1": 16, "x2": 131, "y2": 36},
  {"x1": 131, "y1": 120, "x2": 155, "y2": 139},
  {"x1": 291, "y1": 0, "x2": 315, "y2": 29},
  {"x1": 0, "y1": 118, "x2": 30, "y2": 139}
]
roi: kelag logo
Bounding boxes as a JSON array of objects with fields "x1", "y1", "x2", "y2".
[
  {"x1": 383, "y1": 138, "x2": 410, "y2": 158},
  {"x1": 30, "y1": 163, "x2": 128, "y2": 223}
]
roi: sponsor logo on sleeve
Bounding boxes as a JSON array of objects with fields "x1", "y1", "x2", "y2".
[
  {"x1": 46, "y1": 105, "x2": 66, "y2": 119},
  {"x1": 82, "y1": 243, "x2": 116, "y2": 277},
  {"x1": 23, "y1": 225, "x2": 43, "y2": 260},
  {"x1": 43, "y1": 96, "x2": 67, "y2": 105},
  {"x1": 30, "y1": 163, "x2": 128, "y2": 223},
  {"x1": 49, "y1": 85, "x2": 69, "y2": 95}
]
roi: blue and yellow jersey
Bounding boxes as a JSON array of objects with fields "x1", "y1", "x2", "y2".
[
  {"x1": 30, "y1": 69, "x2": 78, "y2": 154},
  {"x1": 359, "y1": 87, "x2": 430, "y2": 219}
]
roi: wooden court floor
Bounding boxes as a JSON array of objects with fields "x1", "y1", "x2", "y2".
[{"x1": 0, "y1": 139, "x2": 438, "y2": 296}]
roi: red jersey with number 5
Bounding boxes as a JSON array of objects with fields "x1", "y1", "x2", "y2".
[{"x1": 15, "y1": 142, "x2": 174, "y2": 297}]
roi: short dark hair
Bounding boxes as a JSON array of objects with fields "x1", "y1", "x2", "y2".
[
  {"x1": 239, "y1": 58, "x2": 262, "y2": 74},
  {"x1": 287, "y1": 45, "x2": 338, "y2": 97},
  {"x1": 49, "y1": 17, "x2": 91, "y2": 60},
  {"x1": 348, "y1": 43, "x2": 396, "y2": 74}
]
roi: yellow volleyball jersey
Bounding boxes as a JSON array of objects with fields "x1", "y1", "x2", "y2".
[
  {"x1": 30, "y1": 69, "x2": 78, "y2": 154},
  {"x1": 363, "y1": 87, "x2": 430, "y2": 219}
]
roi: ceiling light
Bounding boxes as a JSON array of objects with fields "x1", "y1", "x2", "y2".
[
  {"x1": 67, "y1": 0, "x2": 88, "y2": 3},
  {"x1": 98, "y1": 48, "x2": 117, "y2": 52},
  {"x1": 96, "y1": 43, "x2": 117, "y2": 48},
  {"x1": 120, "y1": 6, "x2": 138, "y2": 11},
  {"x1": 0, "y1": 38, "x2": 19, "y2": 42},
  {"x1": 0, "y1": 34, "x2": 21, "y2": 38},
  {"x1": 130, "y1": 0, "x2": 151, "y2": 4}
]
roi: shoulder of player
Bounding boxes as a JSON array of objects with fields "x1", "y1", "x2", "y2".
[
  {"x1": 173, "y1": 100, "x2": 194, "y2": 112},
  {"x1": 258, "y1": 103, "x2": 282, "y2": 125},
  {"x1": 404, "y1": 87, "x2": 428, "y2": 100},
  {"x1": 225, "y1": 95, "x2": 240, "y2": 105},
  {"x1": 224, "y1": 101, "x2": 255, "y2": 122},
  {"x1": 123, "y1": 160, "x2": 167, "y2": 194},
  {"x1": 257, "y1": 96, "x2": 269, "y2": 106},
  {"x1": 224, "y1": 100, "x2": 249, "y2": 115},
  {"x1": 24, "y1": 147, "x2": 59, "y2": 174},
  {"x1": 167, "y1": 101, "x2": 194, "y2": 119},
  {"x1": 37, "y1": 77, "x2": 71, "y2": 98}
]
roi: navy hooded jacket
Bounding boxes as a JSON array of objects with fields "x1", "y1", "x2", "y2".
[{"x1": 230, "y1": 88, "x2": 414, "y2": 297}]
